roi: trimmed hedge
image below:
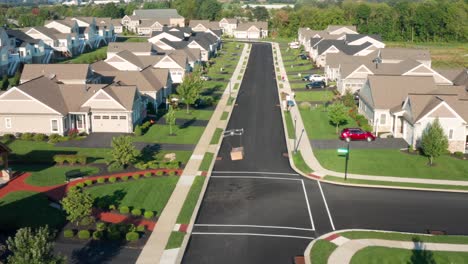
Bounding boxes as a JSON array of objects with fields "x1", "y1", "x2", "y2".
[
  {"x1": 121, "y1": 176, "x2": 129, "y2": 181},
  {"x1": 97, "y1": 177, "x2": 105, "y2": 184},
  {"x1": 144, "y1": 172, "x2": 152, "y2": 178},
  {"x1": 108, "y1": 176, "x2": 117, "y2": 183},
  {"x1": 96, "y1": 222, "x2": 107, "y2": 231},
  {"x1": 132, "y1": 174, "x2": 140, "y2": 180},
  {"x1": 131, "y1": 208, "x2": 142, "y2": 217},
  {"x1": 144, "y1": 211, "x2": 154, "y2": 219},
  {"x1": 92, "y1": 230, "x2": 103, "y2": 240},
  {"x1": 76, "y1": 182, "x2": 85, "y2": 188},
  {"x1": 53, "y1": 154, "x2": 87, "y2": 165},
  {"x1": 63, "y1": 229, "x2": 74, "y2": 238},
  {"x1": 136, "y1": 225, "x2": 145, "y2": 232},
  {"x1": 168, "y1": 171, "x2": 176, "y2": 176},
  {"x1": 126, "y1": 231, "x2": 139, "y2": 241},
  {"x1": 78, "y1": 230, "x2": 90, "y2": 239},
  {"x1": 84, "y1": 180, "x2": 93, "y2": 186},
  {"x1": 119, "y1": 206, "x2": 130, "y2": 214},
  {"x1": 156, "y1": 171, "x2": 164, "y2": 176}
]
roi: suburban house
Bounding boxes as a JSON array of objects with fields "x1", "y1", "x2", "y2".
[
  {"x1": 44, "y1": 19, "x2": 99, "y2": 51},
  {"x1": 70, "y1": 17, "x2": 117, "y2": 44},
  {"x1": 233, "y1": 22, "x2": 268, "y2": 39},
  {"x1": 312, "y1": 39, "x2": 380, "y2": 67},
  {"x1": 358, "y1": 75, "x2": 468, "y2": 153},
  {"x1": 24, "y1": 26, "x2": 80, "y2": 58},
  {"x1": 189, "y1": 20, "x2": 220, "y2": 32},
  {"x1": 20, "y1": 64, "x2": 101, "y2": 84},
  {"x1": 0, "y1": 75, "x2": 144, "y2": 135},
  {"x1": 121, "y1": 9, "x2": 185, "y2": 34},
  {"x1": 148, "y1": 29, "x2": 188, "y2": 44},
  {"x1": 219, "y1": 18, "x2": 238, "y2": 36},
  {"x1": 107, "y1": 42, "x2": 157, "y2": 58},
  {"x1": 298, "y1": 25, "x2": 358, "y2": 52}
]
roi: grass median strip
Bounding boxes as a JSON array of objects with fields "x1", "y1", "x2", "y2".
[
  {"x1": 199, "y1": 152, "x2": 214, "y2": 172},
  {"x1": 227, "y1": 97, "x2": 235, "y2": 105},
  {"x1": 292, "y1": 151, "x2": 313, "y2": 174},
  {"x1": 166, "y1": 231, "x2": 186, "y2": 249},
  {"x1": 310, "y1": 240, "x2": 337, "y2": 264},
  {"x1": 284, "y1": 111, "x2": 295, "y2": 139},
  {"x1": 210, "y1": 128, "x2": 223, "y2": 145},
  {"x1": 177, "y1": 176, "x2": 206, "y2": 224},
  {"x1": 221, "y1": 111, "x2": 229, "y2": 120},
  {"x1": 340, "y1": 231, "x2": 468, "y2": 244}
]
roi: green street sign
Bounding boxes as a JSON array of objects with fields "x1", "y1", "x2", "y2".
[{"x1": 337, "y1": 148, "x2": 348, "y2": 155}]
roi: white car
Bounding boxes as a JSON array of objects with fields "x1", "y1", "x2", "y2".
[
  {"x1": 308, "y1": 74, "x2": 326, "y2": 83},
  {"x1": 288, "y1": 42, "x2": 300, "y2": 49}
]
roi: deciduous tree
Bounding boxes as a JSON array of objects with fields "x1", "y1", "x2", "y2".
[
  {"x1": 328, "y1": 103, "x2": 349, "y2": 134},
  {"x1": 110, "y1": 136, "x2": 140, "y2": 167},
  {"x1": 61, "y1": 188, "x2": 94, "y2": 225},
  {"x1": 177, "y1": 73, "x2": 203, "y2": 114},
  {"x1": 421, "y1": 118, "x2": 448, "y2": 166},
  {"x1": 166, "y1": 105, "x2": 176, "y2": 135}
]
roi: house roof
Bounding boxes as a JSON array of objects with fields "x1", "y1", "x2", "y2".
[
  {"x1": 45, "y1": 19, "x2": 76, "y2": 29},
  {"x1": 340, "y1": 59, "x2": 422, "y2": 79},
  {"x1": 158, "y1": 38, "x2": 187, "y2": 49},
  {"x1": 26, "y1": 27, "x2": 62, "y2": 40},
  {"x1": 326, "y1": 25, "x2": 357, "y2": 33},
  {"x1": 114, "y1": 50, "x2": 146, "y2": 69},
  {"x1": 345, "y1": 34, "x2": 382, "y2": 43},
  {"x1": 6, "y1": 29, "x2": 41, "y2": 45},
  {"x1": 140, "y1": 19, "x2": 169, "y2": 27},
  {"x1": 220, "y1": 18, "x2": 237, "y2": 24},
  {"x1": 317, "y1": 39, "x2": 372, "y2": 55},
  {"x1": 189, "y1": 20, "x2": 220, "y2": 30},
  {"x1": 107, "y1": 42, "x2": 156, "y2": 54},
  {"x1": 95, "y1": 67, "x2": 169, "y2": 93},
  {"x1": 91, "y1": 60, "x2": 119, "y2": 72},
  {"x1": 435, "y1": 68, "x2": 467, "y2": 87},
  {"x1": 133, "y1": 9, "x2": 183, "y2": 19},
  {"x1": 150, "y1": 30, "x2": 185, "y2": 40},
  {"x1": 378, "y1": 48, "x2": 431, "y2": 62},
  {"x1": 236, "y1": 22, "x2": 268, "y2": 31},
  {"x1": 21, "y1": 64, "x2": 90, "y2": 83},
  {"x1": 326, "y1": 51, "x2": 377, "y2": 68}
]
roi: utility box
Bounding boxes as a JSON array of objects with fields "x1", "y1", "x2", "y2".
[{"x1": 230, "y1": 147, "x2": 244, "y2": 160}]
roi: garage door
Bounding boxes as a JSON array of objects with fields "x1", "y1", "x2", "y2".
[
  {"x1": 236, "y1": 32, "x2": 247, "y2": 39},
  {"x1": 92, "y1": 115, "x2": 128, "y2": 133},
  {"x1": 248, "y1": 31, "x2": 259, "y2": 39}
]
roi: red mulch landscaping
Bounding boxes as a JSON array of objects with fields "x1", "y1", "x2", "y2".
[{"x1": 96, "y1": 211, "x2": 156, "y2": 231}]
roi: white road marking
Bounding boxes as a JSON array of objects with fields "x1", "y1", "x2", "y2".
[
  {"x1": 213, "y1": 171, "x2": 299, "y2": 176},
  {"x1": 210, "y1": 176, "x2": 301, "y2": 181},
  {"x1": 318, "y1": 181, "x2": 336, "y2": 230},
  {"x1": 301, "y1": 180, "x2": 315, "y2": 231},
  {"x1": 195, "y1": 224, "x2": 314, "y2": 231},
  {"x1": 191, "y1": 232, "x2": 314, "y2": 240}
]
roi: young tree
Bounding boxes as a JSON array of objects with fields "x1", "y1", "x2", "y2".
[
  {"x1": 6, "y1": 225, "x2": 65, "y2": 264},
  {"x1": 61, "y1": 188, "x2": 94, "y2": 225},
  {"x1": 110, "y1": 136, "x2": 140, "y2": 167},
  {"x1": 421, "y1": 118, "x2": 448, "y2": 166},
  {"x1": 341, "y1": 89, "x2": 356, "y2": 108},
  {"x1": 328, "y1": 103, "x2": 349, "y2": 134},
  {"x1": 177, "y1": 73, "x2": 203, "y2": 114},
  {"x1": 166, "y1": 105, "x2": 176, "y2": 136}
]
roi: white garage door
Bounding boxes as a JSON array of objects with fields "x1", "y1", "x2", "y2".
[
  {"x1": 248, "y1": 31, "x2": 259, "y2": 39},
  {"x1": 92, "y1": 115, "x2": 128, "y2": 133},
  {"x1": 236, "y1": 32, "x2": 247, "y2": 39}
]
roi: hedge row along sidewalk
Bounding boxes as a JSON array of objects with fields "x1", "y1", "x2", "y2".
[
  {"x1": 306, "y1": 229, "x2": 468, "y2": 264},
  {"x1": 272, "y1": 42, "x2": 468, "y2": 193}
]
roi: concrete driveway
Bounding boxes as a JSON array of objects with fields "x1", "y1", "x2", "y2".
[{"x1": 311, "y1": 138, "x2": 408, "y2": 150}]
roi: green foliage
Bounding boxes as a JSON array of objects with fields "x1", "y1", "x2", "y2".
[
  {"x1": 454, "y1": 152, "x2": 464, "y2": 158},
  {"x1": 131, "y1": 208, "x2": 142, "y2": 217},
  {"x1": 97, "y1": 177, "x2": 105, "y2": 184},
  {"x1": 6, "y1": 225, "x2": 65, "y2": 264},
  {"x1": 253, "y1": 6, "x2": 269, "y2": 21},
  {"x1": 53, "y1": 155, "x2": 87, "y2": 165},
  {"x1": 421, "y1": 118, "x2": 449, "y2": 165},
  {"x1": 60, "y1": 188, "x2": 94, "y2": 225},
  {"x1": 132, "y1": 174, "x2": 140, "y2": 180},
  {"x1": 63, "y1": 229, "x2": 74, "y2": 238},
  {"x1": 166, "y1": 105, "x2": 177, "y2": 135},
  {"x1": 79, "y1": 216, "x2": 94, "y2": 226},
  {"x1": 20, "y1": 133, "x2": 34, "y2": 141},
  {"x1": 96, "y1": 222, "x2": 107, "y2": 231},
  {"x1": 134, "y1": 125, "x2": 143, "y2": 136},
  {"x1": 125, "y1": 231, "x2": 139, "y2": 242},
  {"x1": 177, "y1": 73, "x2": 203, "y2": 114},
  {"x1": 144, "y1": 172, "x2": 152, "y2": 178},
  {"x1": 341, "y1": 89, "x2": 356, "y2": 108},
  {"x1": 121, "y1": 176, "x2": 129, "y2": 181},
  {"x1": 107, "y1": 162, "x2": 124, "y2": 173},
  {"x1": 168, "y1": 171, "x2": 176, "y2": 176},
  {"x1": 108, "y1": 176, "x2": 117, "y2": 183},
  {"x1": 77, "y1": 230, "x2": 90, "y2": 240},
  {"x1": 33, "y1": 133, "x2": 47, "y2": 142},
  {"x1": 48, "y1": 134, "x2": 62, "y2": 143},
  {"x1": 84, "y1": 180, "x2": 93, "y2": 186},
  {"x1": 76, "y1": 182, "x2": 84, "y2": 188},
  {"x1": 156, "y1": 171, "x2": 164, "y2": 176},
  {"x1": 92, "y1": 230, "x2": 103, "y2": 240},
  {"x1": 111, "y1": 136, "x2": 140, "y2": 167},
  {"x1": 119, "y1": 206, "x2": 130, "y2": 214},
  {"x1": 197, "y1": 0, "x2": 222, "y2": 20},
  {"x1": 136, "y1": 225, "x2": 146, "y2": 232},
  {"x1": 144, "y1": 211, "x2": 154, "y2": 219},
  {"x1": 327, "y1": 103, "x2": 349, "y2": 133}
]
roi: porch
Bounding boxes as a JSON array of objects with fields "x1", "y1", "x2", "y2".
[{"x1": 66, "y1": 113, "x2": 91, "y2": 135}]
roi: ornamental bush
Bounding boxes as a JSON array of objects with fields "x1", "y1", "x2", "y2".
[
  {"x1": 121, "y1": 176, "x2": 129, "y2": 181},
  {"x1": 80, "y1": 216, "x2": 95, "y2": 226},
  {"x1": 144, "y1": 211, "x2": 154, "y2": 219},
  {"x1": 33, "y1": 133, "x2": 47, "y2": 142},
  {"x1": 20, "y1": 133, "x2": 34, "y2": 141},
  {"x1": 136, "y1": 225, "x2": 145, "y2": 232},
  {"x1": 107, "y1": 230, "x2": 121, "y2": 240},
  {"x1": 84, "y1": 180, "x2": 93, "y2": 186},
  {"x1": 155, "y1": 171, "x2": 164, "y2": 176},
  {"x1": 96, "y1": 222, "x2": 107, "y2": 231},
  {"x1": 63, "y1": 229, "x2": 74, "y2": 238},
  {"x1": 75, "y1": 182, "x2": 85, "y2": 188},
  {"x1": 126, "y1": 231, "x2": 139, "y2": 241},
  {"x1": 119, "y1": 206, "x2": 130, "y2": 214},
  {"x1": 49, "y1": 134, "x2": 62, "y2": 143},
  {"x1": 78, "y1": 230, "x2": 90, "y2": 239},
  {"x1": 92, "y1": 230, "x2": 103, "y2": 240},
  {"x1": 132, "y1": 174, "x2": 140, "y2": 180},
  {"x1": 454, "y1": 151, "x2": 464, "y2": 158},
  {"x1": 97, "y1": 177, "x2": 105, "y2": 184},
  {"x1": 168, "y1": 171, "x2": 176, "y2": 176},
  {"x1": 2, "y1": 133, "x2": 15, "y2": 141},
  {"x1": 144, "y1": 172, "x2": 152, "y2": 178},
  {"x1": 131, "y1": 208, "x2": 142, "y2": 217},
  {"x1": 108, "y1": 176, "x2": 117, "y2": 183}
]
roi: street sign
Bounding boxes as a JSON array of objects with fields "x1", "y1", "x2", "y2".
[{"x1": 337, "y1": 148, "x2": 348, "y2": 155}]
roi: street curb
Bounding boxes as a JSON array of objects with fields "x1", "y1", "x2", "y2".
[
  {"x1": 271, "y1": 42, "x2": 468, "y2": 194},
  {"x1": 176, "y1": 43, "x2": 252, "y2": 263},
  {"x1": 304, "y1": 228, "x2": 467, "y2": 264}
]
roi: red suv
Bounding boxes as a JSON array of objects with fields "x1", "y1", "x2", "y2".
[{"x1": 340, "y1": 128, "x2": 376, "y2": 142}]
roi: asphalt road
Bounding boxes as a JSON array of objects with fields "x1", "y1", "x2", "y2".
[{"x1": 182, "y1": 43, "x2": 468, "y2": 264}]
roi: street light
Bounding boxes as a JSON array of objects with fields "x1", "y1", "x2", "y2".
[
  {"x1": 293, "y1": 116, "x2": 297, "y2": 154},
  {"x1": 294, "y1": 128, "x2": 305, "y2": 154}
]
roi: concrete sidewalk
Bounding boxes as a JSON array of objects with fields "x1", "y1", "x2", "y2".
[
  {"x1": 272, "y1": 42, "x2": 468, "y2": 188},
  {"x1": 135, "y1": 43, "x2": 251, "y2": 264}
]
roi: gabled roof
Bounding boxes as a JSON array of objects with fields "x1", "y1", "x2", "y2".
[
  {"x1": 158, "y1": 38, "x2": 187, "y2": 49},
  {"x1": 21, "y1": 64, "x2": 90, "y2": 83},
  {"x1": 91, "y1": 60, "x2": 119, "y2": 72},
  {"x1": 107, "y1": 42, "x2": 156, "y2": 54},
  {"x1": 326, "y1": 51, "x2": 377, "y2": 68},
  {"x1": 150, "y1": 30, "x2": 185, "y2": 40},
  {"x1": 139, "y1": 19, "x2": 169, "y2": 27},
  {"x1": 236, "y1": 22, "x2": 268, "y2": 31},
  {"x1": 133, "y1": 9, "x2": 183, "y2": 19},
  {"x1": 6, "y1": 29, "x2": 41, "y2": 45},
  {"x1": 45, "y1": 19, "x2": 77, "y2": 29},
  {"x1": 345, "y1": 34, "x2": 382, "y2": 43},
  {"x1": 112, "y1": 50, "x2": 146, "y2": 69},
  {"x1": 220, "y1": 18, "x2": 237, "y2": 24},
  {"x1": 378, "y1": 48, "x2": 431, "y2": 61},
  {"x1": 189, "y1": 20, "x2": 220, "y2": 30},
  {"x1": 435, "y1": 68, "x2": 467, "y2": 87},
  {"x1": 317, "y1": 39, "x2": 372, "y2": 55},
  {"x1": 326, "y1": 25, "x2": 357, "y2": 33},
  {"x1": 25, "y1": 27, "x2": 62, "y2": 40},
  {"x1": 341, "y1": 59, "x2": 422, "y2": 79}
]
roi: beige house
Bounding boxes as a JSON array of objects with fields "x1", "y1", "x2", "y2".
[
  {"x1": 219, "y1": 18, "x2": 238, "y2": 36},
  {"x1": 0, "y1": 75, "x2": 144, "y2": 135},
  {"x1": 122, "y1": 9, "x2": 185, "y2": 34},
  {"x1": 107, "y1": 42, "x2": 157, "y2": 58},
  {"x1": 20, "y1": 64, "x2": 100, "y2": 85},
  {"x1": 24, "y1": 27, "x2": 80, "y2": 57},
  {"x1": 233, "y1": 22, "x2": 268, "y2": 39},
  {"x1": 189, "y1": 20, "x2": 221, "y2": 32}
]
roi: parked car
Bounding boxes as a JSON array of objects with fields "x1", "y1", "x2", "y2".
[
  {"x1": 302, "y1": 75, "x2": 312, "y2": 81},
  {"x1": 305, "y1": 81, "x2": 325, "y2": 89},
  {"x1": 201, "y1": 76, "x2": 211, "y2": 81},
  {"x1": 309, "y1": 74, "x2": 326, "y2": 82},
  {"x1": 340, "y1": 128, "x2": 376, "y2": 142}
]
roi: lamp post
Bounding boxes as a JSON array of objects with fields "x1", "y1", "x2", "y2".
[
  {"x1": 293, "y1": 116, "x2": 297, "y2": 154},
  {"x1": 295, "y1": 128, "x2": 305, "y2": 154}
]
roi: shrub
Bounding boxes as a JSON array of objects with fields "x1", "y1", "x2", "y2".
[
  {"x1": 108, "y1": 176, "x2": 117, "y2": 183},
  {"x1": 132, "y1": 174, "x2": 140, "y2": 180},
  {"x1": 67, "y1": 156, "x2": 77, "y2": 165},
  {"x1": 168, "y1": 171, "x2": 176, "y2": 176},
  {"x1": 92, "y1": 230, "x2": 103, "y2": 240},
  {"x1": 454, "y1": 151, "x2": 464, "y2": 158},
  {"x1": 141, "y1": 121, "x2": 151, "y2": 132},
  {"x1": 68, "y1": 186, "x2": 78, "y2": 192},
  {"x1": 355, "y1": 114, "x2": 367, "y2": 126},
  {"x1": 2, "y1": 133, "x2": 15, "y2": 141},
  {"x1": 155, "y1": 171, "x2": 164, "y2": 176},
  {"x1": 84, "y1": 180, "x2": 93, "y2": 186},
  {"x1": 49, "y1": 134, "x2": 62, "y2": 143},
  {"x1": 108, "y1": 162, "x2": 124, "y2": 173},
  {"x1": 107, "y1": 230, "x2": 121, "y2": 240},
  {"x1": 96, "y1": 222, "x2": 107, "y2": 231},
  {"x1": 361, "y1": 124, "x2": 372, "y2": 132},
  {"x1": 78, "y1": 230, "x2": 90, "y2": 239},
  {"x1": 136, "y1": 225, "x2": 145, "y2": 232},
  {"x1": 97, "y1": 177, "x2": 105, "y2": 184},
  {"x1": 54, "y1": 155, "x2": 66, "y2": 165},
  {"x1": 63, "y1": 229, "x2": 74, "y2": 238},
  {"x1": 33, "y1": 133, "x2": 47, "y2": 142},
  {"x1": 80, "y1": 216, "x2": 95, "y2": 226},
  {"x1": 68, "y1": 128, "x2": 79, "y2": 139},
  {"x1": 76, "y1": 155, "x2": 87, "y2": 165},
  {"x1": 144, "y1": 211, "x2": 154, "y2": 219},
  {"x1": 134, "y1": 162, "x2": 148, "y2": 170},
  {"x1": 131, "y1": 208, "x2": 142, "y2": 217},
  {"x1": 121, "y1": 176, "x2": 129, "y2": 181},
  {"x1": 134, "y1": 125, "x2": 142, "y2": 136},
  {"x1": 109, "y1": 204, "x2": 116, "y2": 211},
  {"x1": 126, "y1": 231, "x2": 139, "y2": 241},
  {"x1": 119, "y1": 206, "x2": 130, "y2": 214},
  {"x1": 144, "y1": 172, "x2": 152, "y2": 178},
  {"x1": 299, "y1": 102, "x2": 312, "y2": 110},
  {"x1": 76, "y1": 182, "x2": 85, "y2": 188},
  {"x1": 20, "y1": 133, "x2": 34, "y2": 141},
  {"x1": 147, "y1": 161, "x2": 159, "y2": 169}
]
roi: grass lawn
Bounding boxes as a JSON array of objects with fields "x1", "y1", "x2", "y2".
[
  {"x1": 351, "y1": 246, "x2": 468, "y2": 264},
  {"x1": 295, "y1": 91, "x2": 334, "y2": 102},
  {"x1": 340, "y1": 231, "x2": 468, "y2": 244},
  {"x1": 284, "y1": 111, "x2": 295, "y2": 139},
  {"x1": 386, "y1": 41, "x2": 468, "y2": 68},
  {"x1": 290, "y1": 82, "x2": 306, "y2": 89},
  {"x1": 19, "y1": 165, "x2": 99, "y2": 187},
  {"x1": 133, "y1": 125, "x2": 205, "y2": 144},
  {"x1": 221, "y1": 111, "x2": 229, "y2": 120},
  {"x1": 0, "y1": 191, "x2": 66, "y2": 231},
  {"x1": 300, "y1": 108, "x2": 358, "y2": 139},
  {"x1": 86, "y1": 177, "x2": 179, "y2": 214},
  {"x1": 309, "y1": 240, "x2": 337, "y2": 264},
  {"x1": 60, "y1": 46, "x2": 107, "y2": 64},
  {"x1": 199, "y1": 152, "x2": 214, "y2": 171},
  {"x1": 177, "y1": 176, "x2": 205, "y2": 224},
  {"x1": 227, "y1": 97, "x2": 235, "y2": 105},
  {"x1": 153, "y1": 150, "x2": 193, "y2": 166},
  {"x1": 292, "y1": 151, "x2": 313, "y2": 174},
  {"x1": 166, "y1": 231, "x2": 186, "y2": 249},
  {"x1": 315, "y1": 149, "x2": 468, "y2": 180},
  {"x1": 210, "y1": 128, "x2": 223, "y2": 145},
  {"x1": 174, "y1": 109, "x2": 213, "y2": 120},
  {"x1": 3, "y1": 140, "x2": 111, "y2": 163},
  {"x1": 123, "y1": 37, "x2": 149, "y2": 42}
]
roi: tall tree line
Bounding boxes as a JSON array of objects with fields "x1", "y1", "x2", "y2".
[{"x1": 271, "y1": 0, "x2": 467, "y2": 42}]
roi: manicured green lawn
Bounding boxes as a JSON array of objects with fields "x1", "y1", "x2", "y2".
[
  {"x1": 227, "y1": 97, "x2": 235, "y2": 105},
  {"x1": 290, "y1": 82, "x2": 307, "y2": 89},
  {"x1": 221, "y1": 111, "x2": 229, "y2": 120},
  {"x1": 351, "y1": 246, "x2": 468, "y2": 264},
  {"x1": 309, "y1": 240, "x2": 337, "y2": 264},
  {"x1": 340, "y1": 231, "x2": 468, "y2": 244},
  {"x1": 210, "y1": 128, "x2": 223, "y2": 145},
  {"x1": 284, "y1": 111, "x2": 295, "y2": 139},
  {"x1": 3, "y1": 140, "x2": 111, "y2": 163},
  {"x1": 315, "y1": 149, "x2": 468, "y2": 180},
  {"x1": 295, "y1": 91, "x2": 334, "y2": 102},
  {"x1": 300, "y1": 109, "x2": 358, "y2": 139},
  {"x1": 166, "y1": 231, "x2": 186, "y2": 249},
  {"x1": 133, "y1": 125, "x2": 205, "y2": 144},
  {"x1": 177, "y1": 176, "x2": 205, "y2": 224},
  {"x1": 60, "y1": 46, "x2": 107, "y2": 64},
  {"x1": 19, "y1": 165, "x2": 99, "y2": 187},
  {"x1": 152, "y1": 150, "x2": 193, "y2": 166},
  {"x1": 292, "y1": 151, "x2": 313, "y2": 174},
  {"x1": 86, "y1": 177, "x2": 179, "y2": 214},
  {"x1": 199, "y1": 152, "x2": 214, "y2": 171},
  {"x1": 0, "y1": 191, "x2": 66, "y2": 231},
  {"x1": 174, "y1": 109, "x2": 213, "y2": 120}
]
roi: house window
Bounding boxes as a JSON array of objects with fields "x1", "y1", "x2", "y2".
[
  {"x1": 111, "y1": 116, "x2": 118, "y2": 120},
  {"x1": 119, "y1": 116, "x2": 126, "y2": 120},
  {"x1": 103, "y1": 116, "x2": 109, "y2": 119},
  {"x1": 51, "y1": 119, "x2": 58, "y2": 132},
  {"x1": 380, "y1": 114, "x2": 386, "y2": 125},
  {"x1": 448, "y1": 129, "x2": 454, "y2": 140},
  {"x1": 5, "y1": 118, "x2": 11, "y2": 129},
  {"x1": 94, "y1": 115, "x2": 101, "y2": 119}
]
